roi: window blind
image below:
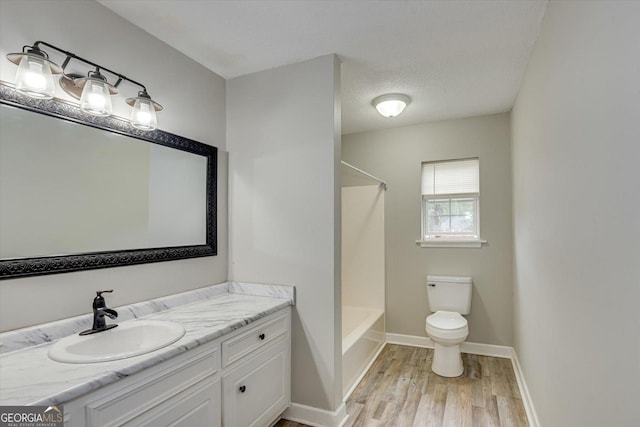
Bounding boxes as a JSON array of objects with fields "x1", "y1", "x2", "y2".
[{"x1": 421, "y1": 158, "x2": 479, "y2": 195}]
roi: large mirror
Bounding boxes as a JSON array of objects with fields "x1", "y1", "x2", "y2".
[{"x1": 0, "y1": 83, "x2": 217, "y2": 279}]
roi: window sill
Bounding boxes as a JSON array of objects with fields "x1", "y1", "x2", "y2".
[{"x1": 416, "y1": 239, "x2": 487, "y2": 248}]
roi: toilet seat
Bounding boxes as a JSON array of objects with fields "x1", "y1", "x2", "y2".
[
  {"x1": 426, "y1": 311, "x2": 468, "y2": 341},
  {"x1": 426, "y1": 311, "x2": 467, "y2": 331}
]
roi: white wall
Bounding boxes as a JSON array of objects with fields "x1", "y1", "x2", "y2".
[
  {"x1": 0, "y1": 0, "x2": 228, "y2": 332},
  {"x1": 342, "y1": 185, "x2": 385, "y2": 311},
  {"x1": 511, "y1": 1, "x2": 640, "y2": 426},
  {"x1": 343, "y1": 113, "x2": 513, "y2": 346},
  {"x1": 227, "y1": 55, "x2": 343, "y2": 412}
]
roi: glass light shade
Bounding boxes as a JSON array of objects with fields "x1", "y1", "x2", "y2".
[
  {"x1": 15, "y1": 54, "x2": 56, "y2": 99},
  {"x1": 80, "y1": 78, "x2": 113, "y2": 116},
  {"x1": 130, "y1": 97, "x2": 158, "y2": 130},
  {"x1": 375, "y1": 100, "x2": 407, "y2": 117},
  {"x1": 372, "y1": 94, "x2": 411, "y2": 118}
]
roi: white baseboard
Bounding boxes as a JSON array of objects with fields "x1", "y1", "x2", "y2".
[
  {"x1": 510, "y1": 349, "x2": 540, "y2": 427},
  {"x1": 385, "y1": 332, "x2": 512, "y2": 358},
  {"x1": 385, "y1": 332, "x2": 433, "y2": 349},
  {"x1": 460, "y1": 341, "x2": 513, "y2": 359},
  {"x1": 282, "y1": 401, "x2": 348, "y2": 427}
]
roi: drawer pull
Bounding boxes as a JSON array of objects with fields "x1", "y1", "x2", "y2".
[
  {"x1": 239, "y1": 385, "x2": 246, "y2": 393},
  {"x1": 259, "y1": 333, "x2": 265, "y2": 340}
]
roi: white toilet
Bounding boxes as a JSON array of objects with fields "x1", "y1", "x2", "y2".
[{"x1": 425, "y1": 275, "x2": 472, "y2": 377}]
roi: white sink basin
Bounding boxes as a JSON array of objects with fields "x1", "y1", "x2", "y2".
[{"x1": 48, "y1": 320, "x2": 186, "y2": 364}]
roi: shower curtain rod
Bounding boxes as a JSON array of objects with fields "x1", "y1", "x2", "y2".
[{"x1": 341, "y1": 161, "x2": 388, "y2": 190}]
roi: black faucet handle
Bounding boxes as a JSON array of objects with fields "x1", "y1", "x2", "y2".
[
  {"x1": 96, "y1": 290, "x2": 113, "y2": 297},
  {"x1": 93, "y1": 290, "x2": 114, "y2": 310}
]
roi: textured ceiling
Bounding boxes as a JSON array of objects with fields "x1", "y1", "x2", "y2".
[{"x1": 99, "y1": 0, "x2": 547, "y2": 135}]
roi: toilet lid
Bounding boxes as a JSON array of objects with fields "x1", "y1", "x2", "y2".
[{"x1": 427, "y1": 311, "x2": 467, "y2": 330}]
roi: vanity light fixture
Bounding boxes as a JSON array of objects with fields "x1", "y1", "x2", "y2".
[
  {"x1": 5, "y1": 41, "x2": 162, "y2": 130},
  {"x1": 372, "y1": 93, "x2": 411, "y2": 118},
  {"x1": 127, "y1": 89, "x2": 163, "y2": 130},
  {"x1": 77, "y1": 69, "x2": 116, "y2": 117},
  {"x1": 6, "y1": 45, "x2": 62, "y2": 99}
]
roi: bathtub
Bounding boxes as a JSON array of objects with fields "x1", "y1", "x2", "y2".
[{"x1": 342, "y1": 305, "x2": 385, "y2": 397}]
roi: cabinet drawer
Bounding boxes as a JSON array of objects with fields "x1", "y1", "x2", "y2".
[
  {"x1": 85, "y1": 345, "x2": 219, "y2": 427},
  {"x1": 221, "y1": 313, "x2": 288, "y2": 368},
  {"x1": 222, "y1": 338, "x2": 290, "y2": 427},
  {"x1": 123, "y1": 377, "x2": 220, "y2": 427}
]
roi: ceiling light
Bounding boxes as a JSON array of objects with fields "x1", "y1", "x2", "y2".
[
  {"x1": 6, "y1": 40, "x2": 162, "y2": 130},
  {"x1": 372, "y1": 93, "x2": 411, "y2": 118}
]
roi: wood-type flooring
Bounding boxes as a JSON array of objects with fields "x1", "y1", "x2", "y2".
[{"x1": 275, "y1": 344, "x2": 528, "y2": 427}]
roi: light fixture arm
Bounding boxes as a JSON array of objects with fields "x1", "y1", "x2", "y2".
[
  {"x1": 19, "y1": 44, "x2": 50, "y2": 60},
  {"x1": 32, "y1": 40, "x2": 148, "y2": 92}
]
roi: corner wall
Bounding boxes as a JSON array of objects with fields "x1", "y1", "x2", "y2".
[
  {"x1": 343, "y1": 113, "x2": 513, "y2": 346},
  {"x1": 511, "y1": 1, "x2": 640, "y2": 425},
  {"x1": 227, "y1": 55, "x2": 343, "y2": 413},
  {"x1": 0, "y1": 0, "x2": 228, "y2": 332}
]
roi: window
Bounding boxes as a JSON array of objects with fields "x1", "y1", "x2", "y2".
[{"x1": 420, "y1": 158, "x2": 484, "y2": 246}]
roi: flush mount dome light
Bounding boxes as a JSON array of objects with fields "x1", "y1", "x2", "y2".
[{"x1": 372, "y1": 93, "x2": 411, "y2": 118}]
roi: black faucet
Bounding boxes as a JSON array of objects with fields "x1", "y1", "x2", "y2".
[{"x1": 79, "y1": 290, "x2": 118, "y2": 335}]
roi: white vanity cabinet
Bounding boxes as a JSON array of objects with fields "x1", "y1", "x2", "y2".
[
  {"x1": 221, "y1": 312, "x2": 291, "y2": 427},
  {"x1": 62, "y1": 307, "x2": 291, "y2": 427}
]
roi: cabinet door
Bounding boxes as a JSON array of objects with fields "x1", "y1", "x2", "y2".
[
  {"x1": 222, "y1": 338, "x2": 290, "y2": 427},
  {"x1": 123, "y1": 376, "x2": 220, "y2": 427},
  {"x1": 84, "y1": 342, "x2": 219, "y2": 426}
]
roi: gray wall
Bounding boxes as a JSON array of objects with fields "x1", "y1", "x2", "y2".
[
  {"x1": 0, "y1": 0, "x2": 228, "y2": 331},
  {"x1": 227, "y1": 55, "x2": 343, "y2": 412},
  {"x1": 511, "y1": 1, "x2": 640, "y2": 426},
  {"x1": 343, "y1": 113, "x2": 513, "y2": 346}
]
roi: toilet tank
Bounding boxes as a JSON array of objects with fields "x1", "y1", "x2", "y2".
[{"x1": 426, "y1": 275, "x2": 472, "y2": 314}]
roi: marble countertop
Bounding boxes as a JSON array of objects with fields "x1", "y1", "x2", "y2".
[{"x1": 0, "y1": 281, "x2": 294, "y2": 406}]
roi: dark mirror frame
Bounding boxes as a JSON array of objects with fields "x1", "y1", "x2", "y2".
[{"x1": 0, "y1": 83, "x2": 217, "y2": 279}]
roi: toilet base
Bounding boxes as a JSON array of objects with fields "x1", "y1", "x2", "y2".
[{"x1": 431, "y1": 342, "x2": 464, "y2": 377}]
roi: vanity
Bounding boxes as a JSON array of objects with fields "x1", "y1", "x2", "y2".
[{"x1": 0, "y1": 282, "x2": 294, "y2": 427}]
